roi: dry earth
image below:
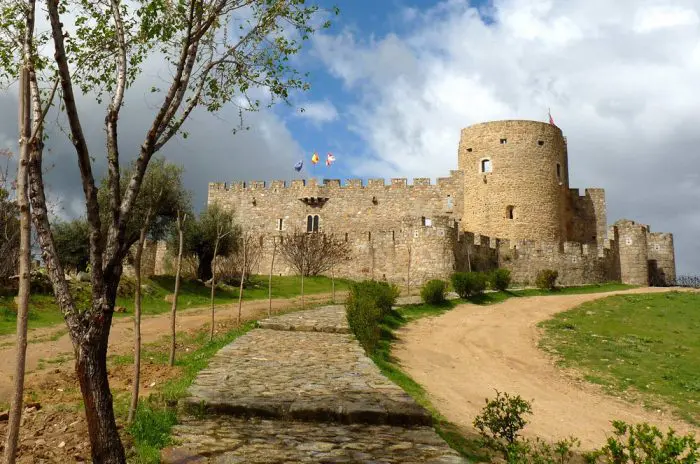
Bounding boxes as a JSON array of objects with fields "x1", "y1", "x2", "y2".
[
  {"x1": 0, "y1": 292, "x2": 340, "y2": 401},
  {"x1": 394, "y1": 287, "x2": 699, "y2": 450}
]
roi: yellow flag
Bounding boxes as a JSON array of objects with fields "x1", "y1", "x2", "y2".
[{"x1": 311, "y1": 152, "x2": 319, "y2": 164}]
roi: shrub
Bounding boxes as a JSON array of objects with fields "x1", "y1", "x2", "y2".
[
  {"x1": 346, "y1": 280, "x2": 399, "y2": 354},
  {"x1": 117, "y1": 276, "x2": 138, "y2": 297},
  {"x1": 452, "y1": 271, "x2": 488, "y2": 298},
  {"x1": 473, "y1": 390, "x2": 533, "y2": 461},
  {"x1": 490, "y1": 268, "x2": 512, "y2": 291},
  {"x1": 589, "y1": 420, "x2": 699, "y2": 463},
  {"x1": 536, "y1": 269, "x2": 559, "y2": 291},
  {"x1": 421, "y1": 279, "x2": 447, "y2": 305}
]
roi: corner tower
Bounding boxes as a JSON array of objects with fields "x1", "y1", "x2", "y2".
[{"x1": 459, "y1": 120, "x2": 569, "y2": 242}]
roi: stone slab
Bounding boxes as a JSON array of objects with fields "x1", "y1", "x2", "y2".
[
  {"x1": 257, "y1": 305, "x2": 349, "y2": 333},
  {"x1": 162, "y1": 416, "x2": 467, "y2": 464},
  {"x1": 180, "y1": 328, "x2": 430, "y2": 426}
]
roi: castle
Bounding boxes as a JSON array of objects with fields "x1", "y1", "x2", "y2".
[{"x1": 206, "y1": 120, "x2": 676, "y2": 288}]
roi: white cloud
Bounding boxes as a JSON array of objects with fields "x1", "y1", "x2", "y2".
[
  {"x1": 296, "y1": 99, "x2": 339, "y2": 124},
  {"x1": 312, "y1": 0, "x2": 700, "y2": 273}
]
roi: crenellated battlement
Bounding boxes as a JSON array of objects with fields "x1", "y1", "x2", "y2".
[{"x1": 208, "y1": 173, "x2": 465, "y2": 193}]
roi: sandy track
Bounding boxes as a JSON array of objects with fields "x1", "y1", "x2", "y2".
[
  {"x1": 0, "y1": 292, "x2": 341, "y2": 401},
  {"x1": 393, "y1": 287, "x2": 698, "y2": 450}
]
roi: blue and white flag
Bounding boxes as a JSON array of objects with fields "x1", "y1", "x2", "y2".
[{"x1": 294, "y1": 160, "x2": 303, "y2": 172}]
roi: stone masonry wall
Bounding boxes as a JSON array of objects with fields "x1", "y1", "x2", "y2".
[
  {"x1": 647, "y1": 231, "x2": 676, "y2": 286},
  {"x1": 615, "y1": 219, "x2": 650, "y2": 286},
  {"x1": 567, "y1": 188, "x2": 607, "y2": 247}
]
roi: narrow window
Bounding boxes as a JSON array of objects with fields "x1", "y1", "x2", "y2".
[
  {"x1": 467, "y1": 148, "x2": 473, "y2": 152},
  {"x1": 259, "y1": 236, "x2": 264, "y2": 247},
  {"x1": 392, "y1": 230, "x2": 395, "y2": 242},
  {"x1": 506, "y1": 205, "x2": 514, "y2": 220},
  {"x1": 313, "y1": 215, "x2": 319, "y2": 232},
  {"x1": 481, "y1": 159, "x2": 492, "y2": 173},
  {"x1": 446, "y1": 195, "x2": 454, "y2": 210},
  {"x1": 538, "y1": 140, "x2": 544, "y2": 146},
  {"x1": 277, "y1": 218, "x2": 283, "y2": 231},
  {"x1": 345, "y1": 232, "x2": 348, "y2": 242},
  {"x1": 368, "y1": 231, "x2": 371, "y2": 241},
  {"x1": 421, "y1": 216, "x2": 426, "y2": 226},
  {"x1": 556, "y1": 163, "x2": 561, "y2": 180},
  {"x1": 307, "y1": 215, "x2": 313, "y2": 233},
  {"x1": 500, "y1": 138, "x2": 507, "y2": 144}
]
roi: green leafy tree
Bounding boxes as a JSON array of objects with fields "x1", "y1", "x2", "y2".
[
  {"x1": 180, "y1": 204, "x2": 238, "y2": 282},
  {"x1": 0, "y1": 0, "x2": 336, "y2": 461},
  {"x1": 52, "y1": 219, "x2": 90, "y2": 273}
]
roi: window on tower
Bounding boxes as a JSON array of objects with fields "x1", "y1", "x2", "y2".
[
  {"x1": 480, "y1": 158, "x2": 492, "y2": 173},
  {"x1": 556, "y1": 163, "x2": 562, "y2": 180},
  {"x1": 506, "y1": 205, "x2": 515, "y2": 220},
  {"x1": 306, "y1": 215, "x2": 320, "y2": 233}
]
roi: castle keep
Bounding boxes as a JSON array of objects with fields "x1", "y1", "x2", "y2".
[{"x1": 207, "y1": 120, "x2": 676, "y2": 287}]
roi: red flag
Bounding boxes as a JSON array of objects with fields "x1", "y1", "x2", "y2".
[{"x1": 548, "y1": 109, "x2": 556, "y2": 126}]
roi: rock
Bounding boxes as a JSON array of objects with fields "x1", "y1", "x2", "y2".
[
  {"x1": 58, "y1": 441, "x2": 66, "y2": 448},
  {"x1": 25, "y1": 401, "x2": 41, "y2": 411},
  {"x1": 114, "y1": 306, "x2": 127, "y2": 313},
  {"x1": 164, "y1": 294, "x2": 175, "y2": 303},
  {"x1": 76, "y1": 271, "x2": 90, "y2": 282}
]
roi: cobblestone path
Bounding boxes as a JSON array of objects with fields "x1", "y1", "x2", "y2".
[{"x1": 162, "y1": 305, "x2": 467, "y2": 463}]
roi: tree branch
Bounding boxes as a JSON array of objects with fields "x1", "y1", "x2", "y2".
[{"x1": 46, "y1": 0, "x2": 104, "y2": 298}]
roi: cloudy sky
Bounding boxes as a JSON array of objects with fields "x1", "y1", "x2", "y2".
[{"x1": 1, "y1": 0, "x2": 699, "y2": 274}]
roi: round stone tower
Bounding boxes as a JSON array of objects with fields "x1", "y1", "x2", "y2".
[
  {"x1": 459, "y1": 120, "x2": 569, "y2": 242},
  {"x1": 614, "y1": 219, "x2": 650, "y2": 286}
]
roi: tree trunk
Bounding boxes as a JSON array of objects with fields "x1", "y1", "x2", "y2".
[
  {"x1": 237, "y1": 235, "x2": 246, "y2": 325},
  {"x1": 127, "y1": 228, "x2": 146, "y2": 423},
  {"x1": 169, "y1": 212, "x2": 185, "y2": 367},
  {"x1": 209, "y1": 239, "x2": 219, "y2": 341},
  {"x1": 268, "y1": 238, "x2": 275, "y2": 317},
  {"x1": 198, "y1": 255, "x2": 212, "y2": 282},
  {"x1": 3, "y1": 67, "x2": 31, "y2": 464},
  {"x1": 331, "y1": 267, "x2": 335, "y2": 304},
  {"x1": 301, "y1": 268, "x2": 305, "y2": 310},
  {"x1": 75, "y1": 325, "x2": 126, "y2": 464}
]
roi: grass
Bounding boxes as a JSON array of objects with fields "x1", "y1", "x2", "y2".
[
  {"x1": 0, "y1": 274, "x2": 349, "y2": 337},
  {"x1": 538, "y1": 291, "x2": 700, "y2": 425}
]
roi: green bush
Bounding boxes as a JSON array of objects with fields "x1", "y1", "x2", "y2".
[
  {"x1": 346, "y1": 280, "x2": 399, "y2": 354},
  {"x1": 589, "y1": 420, "x2": 699, "y2": 463},
  {"x1": 473, "y1": 390, "x2": 533, "y2": 461},
  {"x1": 536, "y1": 269, "x2": 559, "y2": 291},
  {"x1": 490, "y1": 268, "x2": 512, "y2": 291},
  {"x1": 421, "y1": 279, "x2": 447, "y2": 305},
  {"x1": 451, "y1": 271, "x2": 488, "y2": 298}
]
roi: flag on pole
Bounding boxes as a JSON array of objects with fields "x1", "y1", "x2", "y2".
[
  {"x1": 311, "y1": 152, "x2": 319, "y2": 164},
  {"x1": 548, "y1": 108, "x2": 556, "y2": 126},
  {"x1": 325, "y1": 152, "x2": 336, "y2": 166},
  {"x1": 294, "y1": 160, "x2": 303, "y2": 172}
]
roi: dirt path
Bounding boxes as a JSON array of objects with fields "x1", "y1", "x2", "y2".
[
  {"x1": 393, "y1": 287, "x2": 699, "y2": 450},
  {"x1": 0, "y1": 292, "x2": 342, "y2": 401}
]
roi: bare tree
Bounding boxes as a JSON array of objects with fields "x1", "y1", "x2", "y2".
[
  {"x1": 123, "y1": 158, "x2": 188, "y2": 423},
  {"x1": 279, "y1": 231, "x2": 351, "y2": 307},
  {"x1": 209, "y1": 216, "x2": 236, "y2": 341},
  {"x1": 0, "y1": 150, "x2": 19, "y2": 283},
  {"x1": 236, "y1": 232, "x2": 261, "y2": 324},
  {"x1": 169, "y1": 211, "x2": 187, "y2": 367},
  {"x1": 0, "y1": 0, "x2": 334, "y2": 460},
  {"x1": 3, "y1": 67, "x2": 30, "y2": 464},
  {"x1": 3, "y1": 0, "x2": 57, "y2": 458}
]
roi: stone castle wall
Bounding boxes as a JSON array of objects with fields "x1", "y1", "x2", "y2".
[
  {"x1": 192, "y1": 119, "x2": 677, "y2": 288},
  {"x1": 459, "y1": 120, "x2": 570, "y2": 242}
]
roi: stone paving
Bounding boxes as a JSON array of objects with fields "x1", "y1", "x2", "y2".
[{"x1": 163, "y1": 304, "x2": 467, "y2": 463}]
